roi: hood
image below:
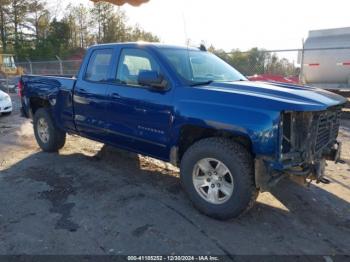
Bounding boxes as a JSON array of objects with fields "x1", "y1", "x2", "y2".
[
  {"x1": 197, "y1": 81, "x2": 347, "y2": 112},
  {"x1": 0, "y1": 90, "x2": 9, "y2": 99}
]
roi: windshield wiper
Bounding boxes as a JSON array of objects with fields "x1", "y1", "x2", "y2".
[{"x1": 190, "y1": 80, "x2": 214, "y2": 87}]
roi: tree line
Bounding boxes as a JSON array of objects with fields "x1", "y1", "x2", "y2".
[
  {"x1": 0, "y1": 0, "x2": 160, "y2": 61},
  {"x1": 0, "y1": 0, "x2": 299, "y2": 76},
  {"x1": 209, "y1": 46, "x2": 300, "y2": 77}
]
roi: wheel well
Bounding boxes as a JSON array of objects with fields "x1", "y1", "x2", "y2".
[
  {"x1": 177, "y1": 125, "x2": 252, "y2": 162},
  {"x1": 30, "y1": 97, "x2": 50, "y2": 115}
]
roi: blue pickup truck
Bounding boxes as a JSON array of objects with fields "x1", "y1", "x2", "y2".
[{"x1": 20, "y1": 43, "x2": 347, "y2": 219}]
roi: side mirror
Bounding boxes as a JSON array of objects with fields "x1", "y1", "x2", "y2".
[{"x1": 138, "y1": 70, "x2": 167, "y2": 89}]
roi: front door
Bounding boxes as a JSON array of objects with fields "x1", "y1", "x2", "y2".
[{"x1": 105, "y1": 48, "x2": 174, "y2": 160}]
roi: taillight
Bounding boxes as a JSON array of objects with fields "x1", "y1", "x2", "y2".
[{"x1": 18, "y1": 80, "x2": 23, "y2": 97}]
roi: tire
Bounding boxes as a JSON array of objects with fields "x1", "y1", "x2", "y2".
[
  {"x1": 33, "y1": 108, "x2": 66, "y2": 152},
  {"x1": 180, "y1": 137, "x2": 258, "y2": 220},
  {"x1": 2, "y1": 111, "x2": 11, "y2": 116}
]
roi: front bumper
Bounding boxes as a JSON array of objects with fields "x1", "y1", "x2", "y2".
[
  {"x1": 0, "y1": 101, "x2": 12, "y2": 113},
  {"x1": 255, "y1": 141, "x2": 342, "y2": 192},
  {"x1": 256, "y1": 105, "x2": 345, "y2": 191}
]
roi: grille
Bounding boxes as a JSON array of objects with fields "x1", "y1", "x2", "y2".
[{"x1": 314, "y1": 108, "x2": 342, "y2": 152}]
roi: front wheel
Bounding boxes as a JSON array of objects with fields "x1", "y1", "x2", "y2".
[
  {"x1": 180, "y1": 138, "x2": 258, "y2": 220},
  {"x1": 33, "y1": 108, "x2": 66, "y2": 152}
]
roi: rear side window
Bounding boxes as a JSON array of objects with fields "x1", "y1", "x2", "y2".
[{"x1": 85, "y1": 49, "x2": 113, "y2": 82}]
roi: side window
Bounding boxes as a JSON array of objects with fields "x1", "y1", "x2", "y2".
[
  {"x1": 116, "y1": 49, "x2": 161, "y2": 86},
  {"x1": 85, "y1": 49, "x2": 113, "y2": 82}
]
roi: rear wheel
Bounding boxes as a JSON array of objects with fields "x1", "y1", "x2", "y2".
[
  {"x1": 180, "y1": 137, "x2": 258, "y2": 220},
  {"x1": 33, "y1": 108, "x2": 66, "y2": 152}
]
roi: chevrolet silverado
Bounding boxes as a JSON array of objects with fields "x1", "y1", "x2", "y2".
[{"x1": 20, "y1": 43, "x2": 347, "y2": 219}]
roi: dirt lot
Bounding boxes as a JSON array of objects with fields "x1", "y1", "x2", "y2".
[{"x1": 0, "y1": 95, "x2": 349, "y2": 255}]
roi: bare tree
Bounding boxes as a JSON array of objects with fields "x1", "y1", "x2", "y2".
[
  {"x1": 27, "y1": 0, "x2": 50, "y2": 43},
  {"x1": 0, "y1": 0, "x2": 10, "y2": 52}
]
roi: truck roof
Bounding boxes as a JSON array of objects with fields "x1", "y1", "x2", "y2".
[{"x1": 89, "y1": 42, "x2": 200, "y2": 51}]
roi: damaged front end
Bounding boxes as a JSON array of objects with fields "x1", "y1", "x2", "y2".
[{"x1": 256, "y1": 105, "x2": 343, "y2": 191}]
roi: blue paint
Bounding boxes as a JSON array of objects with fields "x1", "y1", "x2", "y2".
[{"x1": 21, "y1": 42, "x2": 347, "y2": 167}]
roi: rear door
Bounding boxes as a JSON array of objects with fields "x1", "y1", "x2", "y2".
[
  {"x1": 73, "y1": 48, "x2": 114, "y2": 139},
  {"x1": 105, "y1": 48, "x2": 175, "y2": 160}
]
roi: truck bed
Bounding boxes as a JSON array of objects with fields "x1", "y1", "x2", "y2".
[
  {"x1": 21, "y1": 75, "x2": 76, "y2": 94},
  {"x1": 21, "y1": 74, "x2": 77, "y2": 132}
]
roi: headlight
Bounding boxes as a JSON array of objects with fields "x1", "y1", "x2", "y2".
[{"x1": 0, "y1": 95, "x2": 11, "y2": 102}]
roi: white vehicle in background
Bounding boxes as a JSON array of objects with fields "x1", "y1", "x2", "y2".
[
  {"x1": 0, "y1": 90, "x2": 12, "y2": 115},
  {"x1": 302, "y1": 27, "x2": 350, "y2": 90}
]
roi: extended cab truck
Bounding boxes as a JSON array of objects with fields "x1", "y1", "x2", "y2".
[{"x1": 20, "y1": 43, "x2": 347, "y2": 219}]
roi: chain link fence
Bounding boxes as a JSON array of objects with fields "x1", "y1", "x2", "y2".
[
  {"x1": 1, "y1": 47, "x2": 350, "y2": 94},
  {"x1": 14, "y1": 51, "x2": 301, "y2": 78},
  {"x1": 1, "y1": 58, "x2": 82, "y2": 93},
  {"x1": 8, "y1": 50, "x2": 302, "y2": 83},
  {"x1": 16, "y1": 59, "x2": 82, "y2": 76}
]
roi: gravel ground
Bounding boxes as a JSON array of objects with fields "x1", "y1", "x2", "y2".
[{"x1": 0, "y1": 95, "x2": 349, "y2": 255}]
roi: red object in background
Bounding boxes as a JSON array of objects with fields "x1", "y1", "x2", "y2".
[
  {"x1": 18, "y1": 80, "x2": 23, "y2": 97},
  {"x1": 248, "y1": 74, "x2": 300, "y2": 84}
]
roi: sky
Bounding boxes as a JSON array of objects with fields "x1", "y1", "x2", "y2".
[{"x1": 57, "y1": 0, "x2": 350, "y2": 51}]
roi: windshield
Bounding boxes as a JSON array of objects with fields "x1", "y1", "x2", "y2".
[{"x1": 159, "y1": 49, "x2": 246, "y2": 85}]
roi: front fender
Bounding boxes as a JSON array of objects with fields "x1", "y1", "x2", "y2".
[{"x1": 171, "y1": 99, "x2": 281, "y2": 158}]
